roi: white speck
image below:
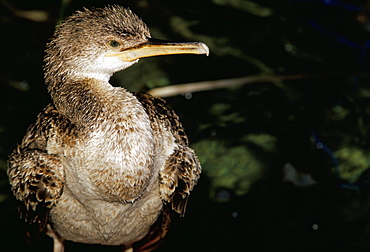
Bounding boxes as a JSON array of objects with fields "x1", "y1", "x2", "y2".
[
  {"x1": 211, "y1": 129, "x2": 217, "y2": 136},
  {"x1": 312, "y1": 224, "x2": 319, "y2": 230},
  {"x1": 232, "y1": 212, "x2": 238, "y2": 218},
  {"x1": 316, "y1": 143, "x2": 323, "y2": 149},
  {"x1": 185, "y1": 92, "x2": 192, "y2": 100},
  {"x1": 283, "y1": 163, "x2": 318, "y2": 187}
]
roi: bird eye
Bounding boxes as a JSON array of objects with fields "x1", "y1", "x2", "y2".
[{"x1": 108, "y1": 40, "x2": 120, "y2": 48}]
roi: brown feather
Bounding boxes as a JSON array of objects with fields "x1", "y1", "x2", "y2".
[{"x1": 7, "y1": 104, "x2": 69, "y2": 229}]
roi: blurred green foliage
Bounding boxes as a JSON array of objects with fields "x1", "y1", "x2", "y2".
[
  {"x1": 194, "y1": 133, "x2": 276, "y2": 201},
  {"x1": 335, "y1": 146, "x2": 370, "y2": 182}
]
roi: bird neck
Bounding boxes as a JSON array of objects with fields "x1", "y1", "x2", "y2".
[{"x1": 47, "y1": 74, "x2": 116, "y2": 127}]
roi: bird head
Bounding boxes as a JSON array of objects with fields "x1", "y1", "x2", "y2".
[{"x1": 44, "y1": 5, "x2": 209, "y2": 84}]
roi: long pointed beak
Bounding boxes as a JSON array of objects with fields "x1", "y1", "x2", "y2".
[{"x1": 107, "y1": 38, "x2": 209, "y2": 62}]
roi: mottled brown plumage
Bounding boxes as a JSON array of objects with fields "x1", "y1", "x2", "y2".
[{"x1": 7, "y1": 5, "x2": 207, "y2": 252}]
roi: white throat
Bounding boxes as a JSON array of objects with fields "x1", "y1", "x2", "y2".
[{"x1": 71, "y1": 54, "x2": 139, "y2": 82}]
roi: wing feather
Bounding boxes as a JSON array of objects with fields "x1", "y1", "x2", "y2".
[{"x1": 7, "y1": 104, "x2": 68, "y2": 230}]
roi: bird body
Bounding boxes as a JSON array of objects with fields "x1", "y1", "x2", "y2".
[
  {"x1": 7, "y1": 5, "x2": 207, "y2": 251},
  {"x1": 46, "y1": 88, "x2": 162, "y2": 245}
]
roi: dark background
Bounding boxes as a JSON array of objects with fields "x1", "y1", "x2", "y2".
[{"x1": 2, "y1": 0, "x2": 370, "y2": 251}]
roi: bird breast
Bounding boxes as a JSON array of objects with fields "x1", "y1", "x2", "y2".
[
  {"x1": 48, "y1": 87, "x2": 165, "y2": 245},
  {"x1": 60, "y1": 87, "x2": 157, "y2": 204}
]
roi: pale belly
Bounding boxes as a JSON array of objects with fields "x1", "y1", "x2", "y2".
[{"x1": 49, "y1": 182, "x2": 163, "y2": 246}]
